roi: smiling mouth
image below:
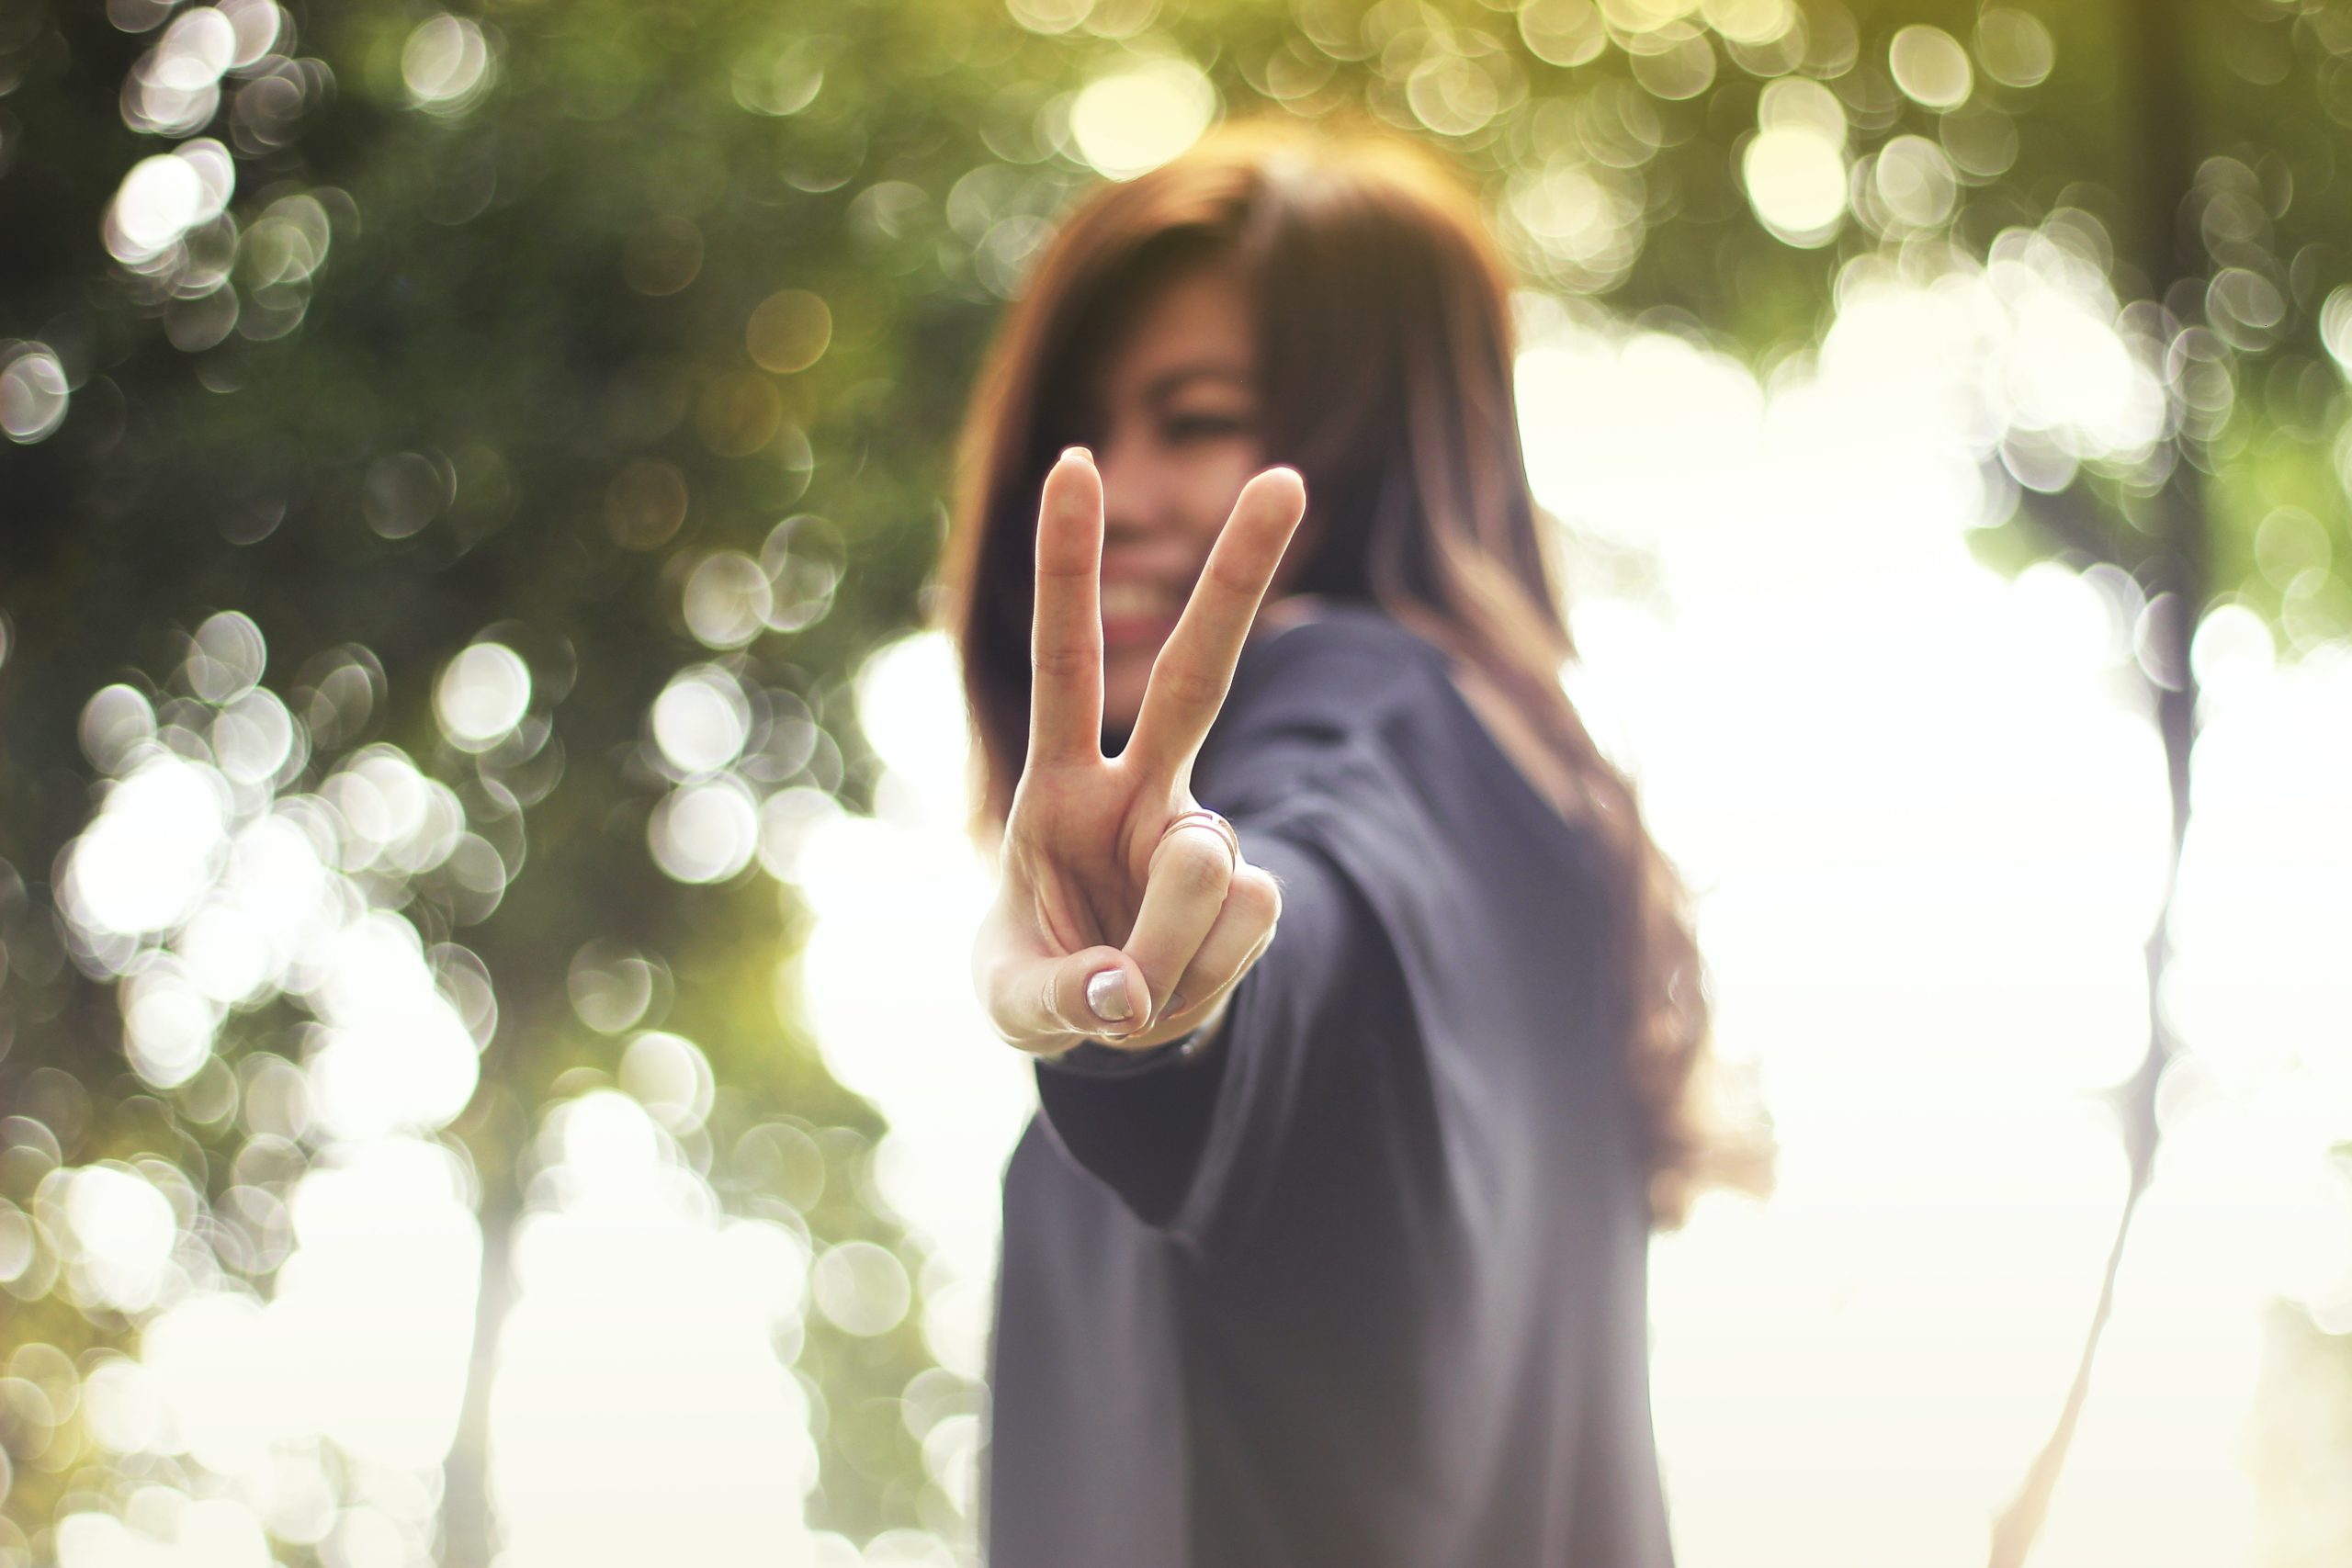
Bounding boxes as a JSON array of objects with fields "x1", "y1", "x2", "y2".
[{"x1": 1100, "y1": 581, "x2": 1184, "y2": 648}]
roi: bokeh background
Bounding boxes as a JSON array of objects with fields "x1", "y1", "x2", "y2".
[{"x1": 4, "y1": 0, "x2": 2351, "y2": 1564}]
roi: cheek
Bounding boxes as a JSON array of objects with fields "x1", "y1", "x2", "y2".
[
  {"x1": 1098, "y1": 446, "x2": 1261, "y2": 732},
  {"x1": 1199, "y1": 450, "x2": 1264, "y2": 525},
  {"x1": 1162, "y1": 457, "x2": 1262, "y2": 575}
]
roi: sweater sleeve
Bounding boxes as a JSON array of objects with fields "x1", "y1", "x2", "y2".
[
  {"x1": 1031, "y1": 810, "x2": 1399, "y2": 1256},
  {"x1": 1030, "y1": 619, "x2": 1437, "y2": 1261}
]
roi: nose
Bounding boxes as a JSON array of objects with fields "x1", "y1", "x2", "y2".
[
  {"x1": 1095, "y1": 404, "x2": 1185, "y2": 540},
  {"x1": 1095, "y1": 423, "x2": 1159, "y2": 540}
]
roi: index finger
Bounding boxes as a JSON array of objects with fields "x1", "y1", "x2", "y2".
[
  {"x1": 1122, "y1": 466, "x2": 1307, "y2": 783},
  {"x1": 1028, "y1": 446, "x2": 1106, "y2": 767}
]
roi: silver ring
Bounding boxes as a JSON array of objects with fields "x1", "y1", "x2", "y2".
[{"x1": 1158, "y1": 807, "x2": 1239, "y2": 867}]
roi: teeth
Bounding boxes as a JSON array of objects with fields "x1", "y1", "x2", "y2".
[{"x1": 1101, "y1": 582, "x2": 1176, "y2": 620}]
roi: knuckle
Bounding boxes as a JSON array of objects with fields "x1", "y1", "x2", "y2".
[
  {"x1": 1227, "y1": 871, "x2": 1281, "y2": 928},
  {"x1": 1030, "y1": 643, "x2": 1091, "y2": 680},
  {"x1": 1037, "y1": 966, "x2": 1067, "y2": 1031},
  {"x1": 1205, "y1": 554, "x2": 1260, "y2": 595},
  {"x1": 1155, "y1": 834, "x2": 1233, "y2": 896},
  {"x1": 1152, "y1": 660, "x2": 1226, "y2": 709}
]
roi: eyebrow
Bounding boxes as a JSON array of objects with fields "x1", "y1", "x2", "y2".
[{"x1": 1140, "y1": 363, "x2": 1255, "y2": 402}]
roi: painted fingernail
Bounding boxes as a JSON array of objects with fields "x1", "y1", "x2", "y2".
[
  {"x1": 1060, "y1": 445, "x2": 1092, "y2": 466},
  {"x1": 1085, "y1": 967, "x2": 1132, "y2": 1023}
]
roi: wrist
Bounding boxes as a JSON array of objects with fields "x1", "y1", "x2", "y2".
[
  {"x1": 1035, "y1": 992, "x2": 1232, "y2": 1076},
  {"x1": 1036, "y1": 1033, "x2": 1193, "y2": 1077}
]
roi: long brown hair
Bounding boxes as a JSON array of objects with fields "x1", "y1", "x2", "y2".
[{"x1": 936, "y1": 113, "x2": 1770, "y2": 1228}]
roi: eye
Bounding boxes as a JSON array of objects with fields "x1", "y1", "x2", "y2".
[{"x1": 1163, "y1": 412, "x2": 1249, "y2": 443}]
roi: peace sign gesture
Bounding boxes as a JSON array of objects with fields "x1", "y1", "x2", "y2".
[{"x1": 973, "y1": 446, "x2": 1308, "y2": 1057}]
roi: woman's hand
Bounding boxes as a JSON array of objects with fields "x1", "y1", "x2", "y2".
[{"x1": 973, "y1": 447, "x2": 1308, "y2": 1057}]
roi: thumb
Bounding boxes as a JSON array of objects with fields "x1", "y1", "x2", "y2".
[{"x1": 984, "y1": 943, "x2": 1154, "y2": 1051}]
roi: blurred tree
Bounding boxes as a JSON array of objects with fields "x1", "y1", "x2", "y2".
[
  {"x1": 1, "y1": 0, "x2": 1058, "y2": 1559},
  {"x1": 4, "y1": 0, "x2": 2349, "y2": 1564}
]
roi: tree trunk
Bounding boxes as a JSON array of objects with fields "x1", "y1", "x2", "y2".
[
  {"x1": 1986, "y1": 0, "x2": 2210, "y2": 1561},
  {"x1": 440, "y1": 1182, "x2": 520, "y2": 1568}
]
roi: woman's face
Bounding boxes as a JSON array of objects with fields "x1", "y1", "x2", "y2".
[{"x1": 1079, "y1": 255, "x2": 1271, "y2": 748}]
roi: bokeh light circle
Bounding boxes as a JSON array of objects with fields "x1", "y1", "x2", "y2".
[
  {"x1": 435, "y1": 643, "x2": 532, "y2": 751},
  {"x1": 403, "y1": 14, "x2": 493, "y2": 113},
  {"x1": 683, "y1": 553, "x2": 774, "y2": 649},
  {"x1": 649, "y1": 777, "x2": 760, "y2": 884},
  {"x1": 1069, "y1": 57, "x2": 1216, "y2": 180},
  {"x1": 811, "y1": 1240, "x2": 910, "y2": 1337},
  {"x1": 1744, "y1": 126, "x2": 1848, "y2": 243},
  {"x1": 651, "y1": 665, "x2": 753, "y2": 777},
  {"x1": 1888, "y1": 24, "x2": 1973, "y2": 109},
  {"x1": 0, "y1": 347, "x2": 71, "y2": 444}
]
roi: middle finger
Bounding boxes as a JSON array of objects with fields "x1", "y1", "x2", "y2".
[{"x1": 1165, "y1": 863, "x2": 1281, "y2": 1020}]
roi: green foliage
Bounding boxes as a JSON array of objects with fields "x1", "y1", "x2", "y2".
[{"x1": 4, "y1": 0, "x2": 2350, "y2": 1562}]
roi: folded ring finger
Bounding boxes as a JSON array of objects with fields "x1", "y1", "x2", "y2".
[
  {"x1": 1160, "y1": 807, "x2": 1238, "y2": 866},
  {"x1": 1165, "y1": 864, "x2": 1281, "y2": 1022},
  {"x1": 1123, "y1": 819, "x2": 1238, "y2": 1020}
]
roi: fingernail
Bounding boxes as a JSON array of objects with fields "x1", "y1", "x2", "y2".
[
  {"x1": 1060, "y1": 445, "x2": 1092, "y2": 466},
  {"x1": 1169, "y1": 989, "x2": 1187, "y2": 1014},
  {"x1": 1085, "y1": 967, "x2": 1132, "y2": 1023}
]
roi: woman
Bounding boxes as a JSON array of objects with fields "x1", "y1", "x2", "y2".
[{"x1": 942, "y1": 114, "x2": 1770, "y2": 1566}]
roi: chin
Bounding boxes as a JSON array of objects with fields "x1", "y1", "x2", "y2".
[
  {"x1": 1103, "y1": 667, "x2": 1149, "y2": 741},
  {"x1": 1102, "y1": 696, "x2": 1142, "y2": 746}
]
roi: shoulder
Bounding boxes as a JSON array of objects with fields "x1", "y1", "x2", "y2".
[
  {"x1": 1193, "y1": 599, "x2": 1453, "y2": 818},
  {"x1": 1211, "y1": 599, "x2": 1601, "y2": 876},
  {"x1": 1250, "y1": 595, "x2": 1443, "y2": 663},
  {"x1": 1223, "y1": 599, "x2": 1450, "y2": 732}
]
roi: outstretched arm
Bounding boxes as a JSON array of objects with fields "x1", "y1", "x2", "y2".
[{"x1": 970, "y1": 446, "x2": 1307, "y2": 1060}]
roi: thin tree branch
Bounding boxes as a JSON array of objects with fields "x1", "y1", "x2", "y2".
[{"x1": 1985, "y1": 998, "x2": 2167, "y2": 1567}]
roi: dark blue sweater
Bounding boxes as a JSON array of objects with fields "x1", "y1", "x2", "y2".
[{"x1": 982, "y1": 602, "x2": 1673, "y2": 1568}]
